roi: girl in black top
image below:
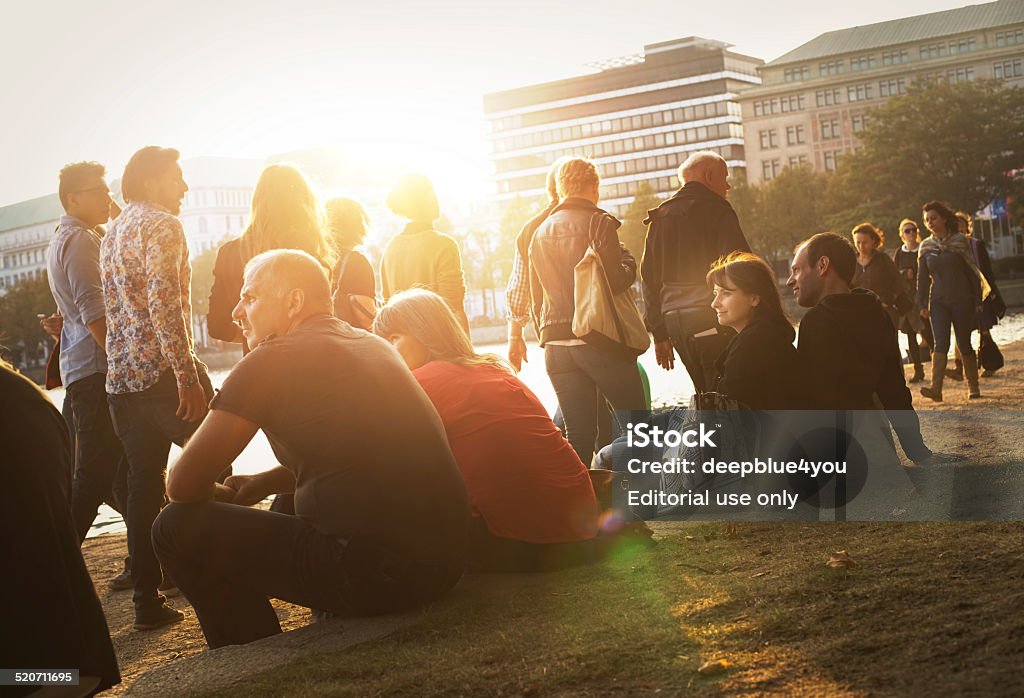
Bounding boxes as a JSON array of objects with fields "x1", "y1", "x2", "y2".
[
  {"x1": 892, "y1": 218, "x2": 934, "y2": 383},
  {"x1": 326, "y1": 198, "x2": 376, "y2": 330},
  {"x1": 706, "y1": 252, "x2": 808, "y2": 410}
]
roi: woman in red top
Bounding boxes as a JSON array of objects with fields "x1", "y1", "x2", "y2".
[{"x1": 373, "y1": 289, "x2": 600, "y2": 571}]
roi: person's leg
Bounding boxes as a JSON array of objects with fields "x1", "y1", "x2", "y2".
[
  {"x1": 570, "y1": 344, "x2": 646, "y2": 438},
  {"x1": 904, "y1": 328, "x2": 924, "y2": 382},
  {"x1": 108, "y1": 391, "x2": 174, "y2": 618},
  {"x1": 60, "y1": 397, "x2": 76, "y2": 502},
  {"x1": 545, "y1": 345, "x2": 600, "y2": 466},
  {"x1": 665, "y1": 310, "x2": 728, "y2": 394},
  {"x1": 950, "y1": 302, "x2": 980, "y2": 398},
  {"x1": 68, "y1": 374, "x2": 129, "y2": 542},
  {"x1": 922, "y1": 302, "x2": 952, "y2": 401},
  {"x1": 153, "y1": 501, "x2": 356, "y2": 648}
]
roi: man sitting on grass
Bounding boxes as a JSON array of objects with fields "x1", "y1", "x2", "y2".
[{"x1": 153, "y1": 249, "x2": 469, "y2": 649}]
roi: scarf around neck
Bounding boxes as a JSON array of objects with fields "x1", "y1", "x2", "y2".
[{"x1": 918, "y1": 232, "x2": 991, "y2": 300}]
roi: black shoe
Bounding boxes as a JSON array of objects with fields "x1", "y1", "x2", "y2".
[
  {"x1": 134, "y1": 603, "x2": 184, "y2": 631},
  {"x1": 945, "y1": 365, "x2": 964, "y2": 381},
  {"x1": 909, "y1": 366, "x2": 925, "y2": 384}
]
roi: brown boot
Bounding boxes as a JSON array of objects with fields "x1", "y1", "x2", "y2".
[
  {"x1": 963, "y1": 353, "x2": 981, "y2": 399},
  {"x1": 920, "y1": 354, "x2": 946, "y2": 402}
]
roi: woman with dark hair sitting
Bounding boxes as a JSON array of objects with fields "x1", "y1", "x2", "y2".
[
  {"x1": 374, "y1": 289, "x2": 601, "y2": 572},
  {"x1": 706, "y1": 252, "x2": 809, "y2": 409}
]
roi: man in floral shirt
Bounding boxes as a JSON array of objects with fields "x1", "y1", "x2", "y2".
[{"x1": 101, "y1": 146, "x2": 213, "y2": 631}]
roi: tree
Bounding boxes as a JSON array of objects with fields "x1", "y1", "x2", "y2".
[
  {"x1": 619, "y1": 182, "x2": 662, "y2": 259},
  {"x1": 0, "y1": 274, "x2": 56, "y2": 369},
  {"x1": 190, "y1": 246, "x2": 218, "y2": 319},
  {"x1": 833, "y1": 79, "x2": 1024, "y2": 231}
]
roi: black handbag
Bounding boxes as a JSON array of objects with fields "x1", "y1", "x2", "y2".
[{"x1": 979, "y1": 332, "x2": 1004, "y2": 372}]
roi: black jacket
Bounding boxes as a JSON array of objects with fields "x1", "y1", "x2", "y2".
[
  {"x1": 712, "y1": 317, "x2": 809, "y2": 410},
  {"x1": 640, "y1": 182, "x2": 750, "y2": 342},
  {"x1": 797, "y1": 289, "x2": 930, "y2": 461},
  {"x1": 528, "y1": 198, "x2": 637, "y2": 346}
]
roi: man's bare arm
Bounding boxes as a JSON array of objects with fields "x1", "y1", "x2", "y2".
[
  {"x1": 86, "y1": 316, "x2": 107, "y2": 351},
  {"x1": 167, "y1": 409, "x2": 258, "y2": 503}
]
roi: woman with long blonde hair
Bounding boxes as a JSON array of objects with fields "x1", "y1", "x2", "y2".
[
  {"x1": 374, "y1": 289, "x2": 600, "y2": 572},
  {"x1": 208, "y1": 164, "x2": 335, "y2": 351}
]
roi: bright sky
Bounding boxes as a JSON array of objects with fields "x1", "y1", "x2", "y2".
[{"x1": 2, "y1": 0, "x2": 975, "y2": 207}]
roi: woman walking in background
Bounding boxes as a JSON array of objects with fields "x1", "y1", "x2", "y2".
[
  {"x1": 951, "y1": 211, "x2": 1007, "y2": 379},
  {"x1": 892, "y1": 219, "x2": 934, "y2": 384},
  {"x1": 528, "y1": 157, "x2": 646, "y2": 466},
  {"x1": 374, "y1": 289, "x2": 600, "y2": 572},
  {"x1": 380, "y1": 173, "x2": 470, "y2": 332},
  {"x1": 851, "y1": 222, "x2": 906, "y2": 333},
  {"x1": 325, "y1": 197, "x2": 376, "y2": 330},
  {"x1": 207, "y1": 164, "x2": 336, "y2": 353},
  {"x1": 917, "y1": 201, "x2": 990, "y2": 401}
]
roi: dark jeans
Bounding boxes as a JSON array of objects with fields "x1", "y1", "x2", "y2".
[
  {"x1": 108, "y1": 367, "x2": 213, "y2": 612},
  {"x1": 929, "y1": 300, "x2": 976, "y2": 358},
  {"x1": 545, "y1": 343, "x2": 646, "y2": 467},
  {"x1": 153, "y1": 501, "x2": 463, "y2": 648},
  {"x1": 664, "y1": 309, "x2": 733, "y2": 394},
  {"x1": 66, "y1": 373, "x2": 129, "y2": 542}
]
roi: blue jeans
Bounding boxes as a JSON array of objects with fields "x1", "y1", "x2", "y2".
[
  {"x1": 545, "y1": 343, "x2": 646, "y2": 466},
  {"x1": 929, "y1": 300, "x2": 976, "y2": 357},
  {"x1": 107, "y1": 367, "x2": 213, "y2": 611}
]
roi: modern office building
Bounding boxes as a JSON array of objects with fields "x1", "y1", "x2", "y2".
[
  {"x1": 740, "y1": 0, "x2": 1024, "y2": 188},
  {"x1": 483, "y1": 37, "x2": 763, "y2": 215},
  {"x1": 0, "y1": 156, "x2": 261, "y2": 294}
]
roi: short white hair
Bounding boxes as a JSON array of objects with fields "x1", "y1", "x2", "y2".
[
  {"x1": 245, "y1": 249, "x2": 333, "y2": 310},
  {"x1": 678, "y1": 151, "x2": 727, "y2": 184}
]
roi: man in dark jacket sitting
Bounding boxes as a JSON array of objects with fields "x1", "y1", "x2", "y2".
[
  {"x1": 641, "y1": 151, "x2": 751, "y2": 393},
  {"x1": 787, "y1": 233, "x2": 933, "y2": 465}
]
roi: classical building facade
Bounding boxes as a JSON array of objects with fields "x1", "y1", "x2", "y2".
[
  {"x1": 483, "y1": 37, "x2": 762, "y2": 215},
  {"x1": 741, "y1": 0, "x2": 1024, "y2": 187}
]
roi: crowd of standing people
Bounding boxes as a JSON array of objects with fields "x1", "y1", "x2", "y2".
[{"x1": 3, "y1": 143, "x2": 1007, "y2": 693}]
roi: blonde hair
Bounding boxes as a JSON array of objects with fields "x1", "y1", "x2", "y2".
[
  {"x1": 555, "y1": 158, "x2": 599, "y2": 199},
  {"x1": 240, "y1": 165, "x2": 335, "y2": 267},
  {"x1": 387, "y1": 173, "x2": 440, "y2": 222},
  {"x1": 373, "y1": 289, "x2": 509, "y2": 371}
]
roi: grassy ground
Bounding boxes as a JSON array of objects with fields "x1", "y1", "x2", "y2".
[{"x1": 197, "y1": 521, "x2": 1024, "y2": 697}]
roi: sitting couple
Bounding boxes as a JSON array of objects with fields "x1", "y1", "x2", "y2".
[{"x1": 156, "y1": 250, "x2": 601, "y2": 649}]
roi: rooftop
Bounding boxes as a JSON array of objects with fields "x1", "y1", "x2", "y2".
[
  {"x1": 769, "y1": 0, "x2": 1024, "y2": 66},
  {"x1": 0, "y1": 193, "x2": 62, "y2": 234}
]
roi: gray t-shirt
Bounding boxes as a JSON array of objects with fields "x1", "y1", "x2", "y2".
[{"x1": 211, "y1": 314, "x2": 469, "y2": 566}]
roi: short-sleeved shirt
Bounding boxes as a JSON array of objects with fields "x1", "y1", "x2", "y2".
[
  {"x1": 46, "y1": 216, "x2": 108, "y2": 386},
  {"x1": 211, "y1": 314, "x2": 469, "y2": 564},
  {"x1": 413, "y1": 360, "x2": 599, "y2": 544}
]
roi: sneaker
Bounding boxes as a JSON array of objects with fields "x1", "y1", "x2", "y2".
[
  {"x1": 134, "y1": 603, "x2": 184, "y2": 631},
  {"x1": 108, "y1": 568, "x2": 133, "y2": 592}
]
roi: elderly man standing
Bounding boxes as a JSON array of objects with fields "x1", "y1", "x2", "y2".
[
  {"x1": 101, "y1": 146, "x2": 212, "y2": 630},
  {"x1": 640, "y1": 151, "x2": 751, "y2": 393},
  {"x1": 153, "y1": 250, "x2": 469, "y2": 649}
]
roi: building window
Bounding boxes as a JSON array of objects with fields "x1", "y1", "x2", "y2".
[
  {"x1": 784, "y1": 66, "x2": 810, "y2": 82},
  {"x1": 198, "y1": 217, "x2": 207, "y2": 235},
  {"x1": 759, "y1": 129, "x2": 779, "y2": 149},
  {"x1": 847, "y1": 84, "x2": 873, "y2": 102},
  {"x1": 996, "y1": 29, "x2": 1024, "y2": 47},
  {"x1": 994, "y1": 59, "x2": 1024, "y2": 80},
  {"x1": 947, "y1": 67, "x2": 975, "y2": 83},
  {"x1": 879, "y1": 78, "x2": 906, "y2": 97},
  {"x1": 820, "y1": 118, "x2": 841, "y2": 140},
  {"x1": 850, "y1": 55, "x2": 876, "y2": 71},
  {"x1": 851, "y1": 114, "x2": 871, "y2": 132},
  {"x1": 786, "y1": 124, "x2": 806, "y2": 145},
  {"x1": 882, "y1": 48, "x2": 910, "y2": 65},
  {"x1": 788, "y1": 155, "x2": 809, "y2": 168},
  {"x1": 819, "y1": 60, "x2": 845, "y2": 77},
  {"x1": 947, "y1": 37, "x2": 977, "y2": 55},
  {"x1": 815, "y1": 89, "x2": 842, "y2": 107},
  {"x1": 920, "y1": 42, "x2": 949, "y2": 60},
  {"x1": 762, "y1": 159, "x2": 781, "y2": 181},
  {"x1": 824, "y1": 150, "x2": 842, "y2": 172}
]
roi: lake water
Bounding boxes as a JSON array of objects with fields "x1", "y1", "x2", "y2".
[{"x1": 67, "y1": 312, "x2": 1024, "y2": 538}]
